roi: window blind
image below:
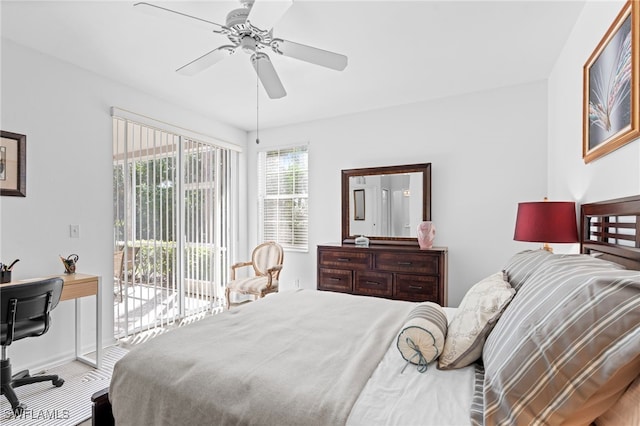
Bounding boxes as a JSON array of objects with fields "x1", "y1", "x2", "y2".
[
  {"x1": 258, "y1": 145, "x2": 309, "y2": 251},
  {"x1": 113, "y1": 116, "x2": 235, "y2": 338}
]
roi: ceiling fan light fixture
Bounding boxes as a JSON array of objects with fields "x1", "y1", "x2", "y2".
[{"x1": 240, "y1": 36, "x2": 257, "y2": 54}]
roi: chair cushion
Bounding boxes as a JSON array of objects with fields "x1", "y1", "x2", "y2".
[
  {"x1": 227, "y1": 276, "x2": 278, "y2": 294},
  {"x1": 253, "y1": 244, "x2": 283, "y2": 276}
]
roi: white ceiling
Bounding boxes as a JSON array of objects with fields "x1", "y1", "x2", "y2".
[{"x1": 1, "y1": 0, "x2": 586, "y2": 131}]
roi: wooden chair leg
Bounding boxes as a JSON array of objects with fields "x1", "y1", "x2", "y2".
[{"x1": 225, "y1": 287, "x2": 230, "y2": 310}]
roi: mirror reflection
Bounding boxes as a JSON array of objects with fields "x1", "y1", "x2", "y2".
[{"x1": 349, "y1": 172, "x2": 423, "y2": 237}]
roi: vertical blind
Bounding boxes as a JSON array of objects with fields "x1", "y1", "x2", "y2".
[
  {"x1": 258, "y1": 145, "x2": 309, "y2": 251},
  {"x1": 113, "y1": 114, "x2": 235, "y2": 338}
]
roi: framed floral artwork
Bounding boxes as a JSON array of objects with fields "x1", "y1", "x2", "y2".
[
  {"x1": 583, "y1": 0, "x2": 639, "y2": 163},
  {"x1": 0, "y1": 131, "x2": 26, "y2": 197}
]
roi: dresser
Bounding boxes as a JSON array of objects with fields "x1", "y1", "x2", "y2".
[{"x1": 317, "y1": 243, "x2": 448, "y2": 306}]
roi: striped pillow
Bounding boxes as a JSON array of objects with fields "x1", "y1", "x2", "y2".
[
  {"x1": 502, "y1": 249, "x2": 553, "y2": 291},
  {"x1": 396, "y1": 302, "x2": 447, "y2": 373},
  {"x1": 473, "y1": 254, "x2": 640, "y2": 425}
]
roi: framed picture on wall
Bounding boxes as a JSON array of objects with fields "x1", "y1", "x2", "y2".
[
  {"x1": 583, "y1": 0, "x2": 639, "y2": 164},
  {"x1": 0, "y1": 131, "x2": 26, "y2": 197}
]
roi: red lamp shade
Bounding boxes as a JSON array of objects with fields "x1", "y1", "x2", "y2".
[{"x1": 514, "y1": 201, "x2": 579, "y2": 244}]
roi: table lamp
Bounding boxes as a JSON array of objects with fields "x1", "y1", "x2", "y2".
[{"x1": 513, "y1": 198, "x2": 579, "y2": 252}]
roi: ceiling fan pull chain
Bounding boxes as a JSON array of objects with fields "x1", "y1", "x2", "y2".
[{"x1": 256, "y1": 60, "x2": 260, "y2": 145}]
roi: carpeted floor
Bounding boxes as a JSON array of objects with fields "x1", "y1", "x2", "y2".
[{"x1": 0, "y1": 346, "x2": 128, "y2": 426}]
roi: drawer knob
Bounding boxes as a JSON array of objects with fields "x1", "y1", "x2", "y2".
[
  {"x1": 328, "y1": 277, "x2": 341, "y2": 282},
  {"x1": 337, "y1": 258, "x2": 351, "y2": 262},
  {"x1": 397, "y1": 261, "x2": 412, "y2": 266},
  {"x1": 409, "y1": 285, "x2": 423, "y2": 290},
  {"x1": 365, "y1": 280, "x2": 381, "y2": 286}
]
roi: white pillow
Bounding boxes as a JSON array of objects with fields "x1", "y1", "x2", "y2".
[
  {"x1": 438, "y1": 272, "x2": 514, "y2": 370},
  {"x1": 396, "y1": 301, "x2": 447, "y2": 373}
]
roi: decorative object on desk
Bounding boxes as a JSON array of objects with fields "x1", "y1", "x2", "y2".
[
  {"x1": 0, "y1": 259, "x2": 20, "y2": 283},
  {"x1": 417, "y1": 221, "x2": 436, "y2": 249},
  {"x1": 513, "y1": 198, "x2": 579, "y2": 253},
  {"x1": 60, "y1": 254, "x2": 79, "y2": 274},
  {"x1": 355, "y1": 235, "x2": 370, "y2": 247},
  {"x1": 0, "y1": 131, "x2": 26, "y2": 197},
  {"x1": 583, "y1": 0, "x2": 639, "y2": 163}
]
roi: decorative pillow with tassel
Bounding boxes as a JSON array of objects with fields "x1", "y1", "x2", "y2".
[{"x1": 396, "y1": 301, "x2": 448, "y2": 373}]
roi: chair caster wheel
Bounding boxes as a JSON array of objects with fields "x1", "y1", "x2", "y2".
[
  {"x1": 53, "y1": 378, "x2": 64, "y2": 387},
  {"x1": 13, "y1": 403, "x2": 26, "y2": 416}
]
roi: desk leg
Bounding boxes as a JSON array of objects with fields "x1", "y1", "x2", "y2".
[
  {"x1": 75, "y1": 298, "x2": 83, "y2": 363},
  {"x1": 96, "y1": 277, "x2": 103, "y2": 369},
  {"x1": 75, "y1": 284, "x2": 102, "y2": 369}
]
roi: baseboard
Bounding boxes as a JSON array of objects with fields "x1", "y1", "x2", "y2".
[{"x1": 13, "y1": 338, "x2": 120, "y2": 374}]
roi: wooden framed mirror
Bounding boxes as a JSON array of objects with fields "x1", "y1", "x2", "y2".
[{"x1": 341, "y1": 163, "x2": 431, "y2": 245}]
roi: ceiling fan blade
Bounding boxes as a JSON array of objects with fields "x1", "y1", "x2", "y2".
[
  {"x1": 247, "y1": 0, "x2": 293, "y2": 31},
  {"x1": 272, "y1": 39, "x2": 348, "y2": 71},
  {"x1": 133, "y1": 2, "x2": 226, "y2": 31},
  {"x1": 176, "y1": 46, "x2": 236, "y2": 76},
  {"x1": 251, "y1": 53, "x2": 286, "y2": 99}
]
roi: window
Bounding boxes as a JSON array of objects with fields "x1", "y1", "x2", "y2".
[
  {"x1": 112, "y1": 109, "x2": 238, "y2": 338},
  {"x1": 258, "y1": 145, "x2": 308, "y2": 251}
]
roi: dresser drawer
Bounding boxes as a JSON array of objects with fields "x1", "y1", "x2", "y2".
[
  {"x1": 395, "y1": 274, "x2": 439, "y2": 302},
  {"x1": 318, "y1": 268, "x2": 353, "y2": 293},
  {"x1": 318, "y1": 250, "x2": 370, "y2": 270},
  {"x1": 376, "y1": 252, "x2": 439, "y2": 274},
  {"x1": 355, "y1": 271, "x2": 393, "y2": 298}
]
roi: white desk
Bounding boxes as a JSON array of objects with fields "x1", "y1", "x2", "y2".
[{"x1": 2, "y1": 273, "x2": 103, "y2": 369}]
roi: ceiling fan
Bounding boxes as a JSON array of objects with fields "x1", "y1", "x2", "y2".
[{"x1": 134, "y1": 0, "x2": 348, "y2": 99}]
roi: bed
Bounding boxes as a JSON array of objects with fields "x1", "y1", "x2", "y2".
[{"x1": 96, "y1": 195, "x2": 640, "y2": 425}]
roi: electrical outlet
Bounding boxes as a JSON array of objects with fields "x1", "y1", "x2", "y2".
[{"x1": 70, "y1": 224, "x2": 80, "y2": 238}]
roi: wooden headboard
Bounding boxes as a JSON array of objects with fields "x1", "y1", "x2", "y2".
[{"x1": 581, "y1": 195, "x2": 640, "y2": 270}]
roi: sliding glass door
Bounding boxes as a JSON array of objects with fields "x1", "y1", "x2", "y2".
[{"x1": 113, "y1": 117, "x2": 233, "y2": 338}]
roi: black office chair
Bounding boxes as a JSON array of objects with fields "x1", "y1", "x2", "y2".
[{"x1": 1, "y1": 277, "x2": 65, "y2": 415}]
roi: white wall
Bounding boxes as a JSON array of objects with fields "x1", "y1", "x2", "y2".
[
  {"x1": 548, "y1": 0, "x2": 640, "y2": 203},
  {"x1": 246, "y1": 80, "x2": 549, "y2": 307},
  {"x1": 0, "y1": 39, "x2": 247, "y2": 371}
]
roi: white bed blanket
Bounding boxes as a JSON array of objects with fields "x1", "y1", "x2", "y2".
[
  {"x1": 348, "y1": 307, "x2": 476, "y2": 426},
  {"x1": 110, "y1": 289, "x2": 414, "y2": 426}
]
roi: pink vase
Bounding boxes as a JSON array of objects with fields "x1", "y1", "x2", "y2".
[{"x1": 417, "y1": 221, "x2": 435, "y2": 249}]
